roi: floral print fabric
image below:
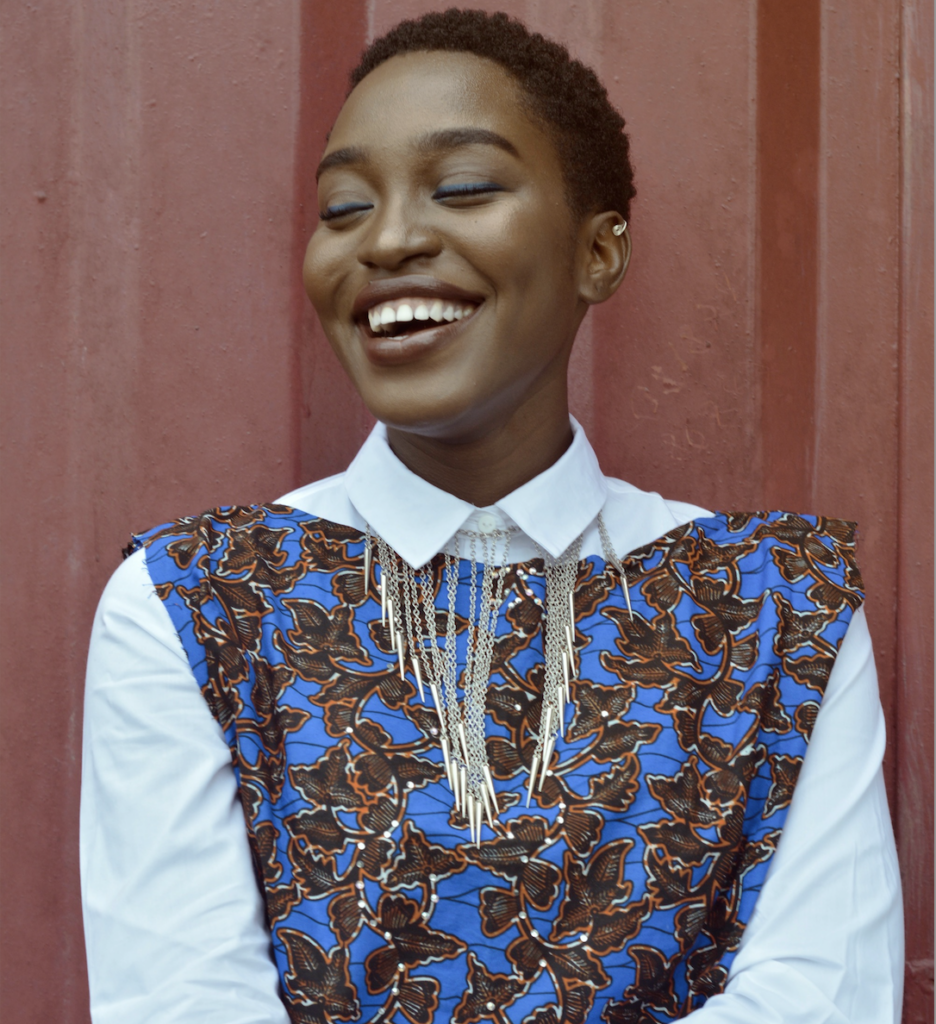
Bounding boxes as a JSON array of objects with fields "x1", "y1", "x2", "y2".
[{"x1": 134, "y1": 507, "x2": 862, "y2": 1024}]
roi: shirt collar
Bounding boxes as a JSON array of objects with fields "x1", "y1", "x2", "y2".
[{"x1": 344, "y1": 418, "x2": 607, "y2": 568}]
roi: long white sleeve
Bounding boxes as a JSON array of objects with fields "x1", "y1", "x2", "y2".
[
  {"x1": 80, "y1": 548, "x2": 290, "y2": 1024},
  {"x1": 684, "y1": 605, "x2": 904, "y2": 1023}
]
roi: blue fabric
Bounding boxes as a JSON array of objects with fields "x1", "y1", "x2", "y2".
[{"x1": 135, "y1": 507, "x2": 862, "y2": 1024}]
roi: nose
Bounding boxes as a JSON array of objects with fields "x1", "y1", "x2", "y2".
[{"x1": 356, "y1": 197, "x2": 441, "y2": 270}]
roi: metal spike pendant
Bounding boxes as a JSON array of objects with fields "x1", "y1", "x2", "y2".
[
  {"x1": 370, "y1": 523, "x2": 586, "y2": 837},
  {"x1": 412, "y1": 656, "x2": 425, "y2": 702}
]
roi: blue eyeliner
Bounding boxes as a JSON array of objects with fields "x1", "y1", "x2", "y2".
[
  {"x1": 320, "y1": 202, "x2": 373, "y2": 221},
  {"x1": 433, "y1": 182, "x2": 505, "y2": 200}
]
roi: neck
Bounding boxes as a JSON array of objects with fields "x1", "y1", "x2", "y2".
[{"x1": 386, "y1": 398, "x2": 573, "y2": 508}]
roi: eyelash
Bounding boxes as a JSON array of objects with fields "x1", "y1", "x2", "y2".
[
  {"x1": 433, "y1": 183, "x2": 504, "y2": 201},
  {"x1": 320, "y1": 202, "x2": 373, "y2": 222},
  {"x1": 320, "y1": 183, "x2": 504, "y2": 221}
]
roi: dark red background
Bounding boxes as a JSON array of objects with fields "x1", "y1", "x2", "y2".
[{"x1": 1, "y1": 1, "x2": 932, "y2": 1020}]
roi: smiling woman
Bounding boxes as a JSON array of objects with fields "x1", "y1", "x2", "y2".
[
  {"x1": 304, "y1": 45, "x2": 630, "y2": 492},
  {"x1": 80, "y1": 9, "x2": 903, "y2": 1024}
]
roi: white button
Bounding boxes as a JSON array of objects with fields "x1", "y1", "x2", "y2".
[{"x1": 476, "y1": 513, "x2": 498, "y2": 534}]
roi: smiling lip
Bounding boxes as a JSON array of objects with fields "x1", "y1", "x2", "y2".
[
  {"x1": 352, "y1": 275, "x2": 485, "y2": 320},
  {"x1": 352, "y1": 275, "x2": 484, "y2": 367}
]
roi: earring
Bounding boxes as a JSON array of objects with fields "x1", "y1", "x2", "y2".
[{"x1": 612, "y1": 220, "x2": 628, "y2": 237}]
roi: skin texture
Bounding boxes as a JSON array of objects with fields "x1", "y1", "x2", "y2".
[{"x1": 303, "y1": 51, "x2": 630, "y2": 507}]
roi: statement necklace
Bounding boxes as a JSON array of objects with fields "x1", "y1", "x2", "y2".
[{"x1": 364, "y1": 512, "x2": 632, "y2": 845}]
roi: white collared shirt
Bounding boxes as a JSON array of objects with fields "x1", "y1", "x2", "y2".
[{"x1": 80, "y1": 420, "x2": 903, "y2": 1023}]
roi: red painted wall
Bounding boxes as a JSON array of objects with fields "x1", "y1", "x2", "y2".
[{"x1": 1, "y1": 1, "x2": 931, "y2": 1020}]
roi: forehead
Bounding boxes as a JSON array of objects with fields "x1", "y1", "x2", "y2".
[{"x1": 326, "y1": 50, "x2": 551, "y2": 160}]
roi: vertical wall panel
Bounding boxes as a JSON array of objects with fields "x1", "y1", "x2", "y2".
[
  {"x1": 758, "y1": 0, "x2": 820, "y2": 511},
  {"x1": 814, "y1": 0, "x2": 903, "y2": 817},
  {"x1": 897, "y1": 0, "x2": 935, "y2": 1017}
]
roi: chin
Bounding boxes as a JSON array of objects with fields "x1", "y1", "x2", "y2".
[{"x1": 364, "y1": 386, "x2": 505, "y2": 444}]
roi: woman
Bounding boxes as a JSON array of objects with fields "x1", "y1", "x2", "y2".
[{"x1": 81, "y1": 10, "x2": 902, "y2": 1023}]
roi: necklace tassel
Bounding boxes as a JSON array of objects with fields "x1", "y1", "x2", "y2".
[
  {"x1": 526, "y1": 753, "x2": 540, "y2": 806},
  {"x1": 482, "y1": 787, "x2": 496, "y2": 831},
  {"x1": 457, "y1": 721, "x2": 470, "y2": 765},
  {"x1": 440, "y1": 733, "x2": 453, "y2": 789},
  {"x1": 483, "y1": 763, "x2": 499, "y2": 815},
  {"x1": 622, "y1": 579, "x2": 633, "y2": 620},
  {"x1": 539, "y1": 735, "x2": 555, "y2": 790},
  {"x1": 413, "y1": 655, "x2": 425, "y2": 702},
  {"x1": 387, "y1": 598, "x2": 396, "y2": 651}
]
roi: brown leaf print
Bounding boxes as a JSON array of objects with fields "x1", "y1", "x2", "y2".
[
  {"x1": 329, "y1": 891, "x2": 366, "y2": 945},
  {"x1": 454, "y1": 952, "x2": 525, "y2": 1023},
  {"x1": 784, "y1": 652, "x2": 835, "y2": 694},
  {"x1": 254, "y1": 820, "x2": 284, "y2": 886},
  {"x1": 282, "y1": 597, "x2": 372, "y2": 667},
  {"x1": 794, "y1": 700, "x2": 820, "y2": 738},
  {"x1": 763, "y1": 754, "x2": 802, "y2": 818},
  {"x1": 397, "y1": 977, "x2": 440, "y2": 1024},
  {"x1": 773, "y1": 593, "x2": 832, "y2": 655},
  {"x1": 386, "y1": 821, "x2": 467, "y2": 891},
  {"x1": 279, "y1": 928, "x2": 359, "y2": 1023},
  {"x1": 588, "y1": 896, "x2": 652, "y2": 955},
  {"x1": 739, "y1": 670, "x2": 793, "y2": 734},
  {"x1": 289, "y1": 740, "x2": 362, "y2": 811},
  {"x1": 365, "y1": 894, "x2": 466, "y2": 992},
  {"x1": 552, "y1": 839, "x2": 634, "y2": 937},
  {"x1": 478, "y1": 887, "x2": 521, "y2": 938}
]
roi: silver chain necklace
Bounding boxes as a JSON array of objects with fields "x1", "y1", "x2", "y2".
[{"x1": 363, "y1": 512, "x2": 630, "y2": 844}]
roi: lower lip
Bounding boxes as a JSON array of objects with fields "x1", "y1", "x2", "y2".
[{"x1": 360, "y1": 309, "x2": 479, "y2": 367}]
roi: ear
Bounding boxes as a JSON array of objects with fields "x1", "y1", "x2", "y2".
[{"x1": 576, "y1": 212, "x2": 632, "y2": 305}]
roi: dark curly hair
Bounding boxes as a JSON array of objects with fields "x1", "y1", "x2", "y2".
[{"x1": 349, "y1": 9, "x2": 636, "y2": 223}]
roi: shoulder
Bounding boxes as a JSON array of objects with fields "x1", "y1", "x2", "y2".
[
  {"x1": 130, "y1": 503, "x2": 365, "y2": 593},
  {"x1": 127, "y1": 468, "x2": 360, "y2": 566},
  {"x1": 677, "y1": 510, "x2": 865, "y2": 604}
]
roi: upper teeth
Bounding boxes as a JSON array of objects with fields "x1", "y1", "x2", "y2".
[{"x1": 367, "y1": 298, "x2": 475, "y2": 333}]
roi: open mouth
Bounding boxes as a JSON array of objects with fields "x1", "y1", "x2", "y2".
[{"x1": 364, "y1": 297, "x2": 479, "y2": 337}]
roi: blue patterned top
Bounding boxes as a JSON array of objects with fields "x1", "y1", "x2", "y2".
[{"x1": 134, "y1": 507, "x2": 862, "y2": 1024}]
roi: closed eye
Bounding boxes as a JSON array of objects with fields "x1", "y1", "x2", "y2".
[
  {"x1": 320, "y1": 201, "x2": 374, "y2": 222},
  {"x1": 433, "y1": 182, "x2": 505, "y2": 202}
]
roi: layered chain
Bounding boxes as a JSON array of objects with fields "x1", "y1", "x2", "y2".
[
  {"x1": 365, "y1": 525, "x2": 587, "y2": 843},
  {"x1": 528, "y1": 535, "x2": 582, "y2": 806}
]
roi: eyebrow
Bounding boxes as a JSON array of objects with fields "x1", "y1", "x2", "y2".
[{"x1": 315, "y1": 127, "x2": 519, "y2": 181}]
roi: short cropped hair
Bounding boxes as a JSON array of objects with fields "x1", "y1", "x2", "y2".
[{"x1": 349, "y1": 8, "x2": 636, "y2": 223}]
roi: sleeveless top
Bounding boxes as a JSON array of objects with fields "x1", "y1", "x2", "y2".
[{"x1": 133, "y1": 506, "x2": 862, "y2": 1024}]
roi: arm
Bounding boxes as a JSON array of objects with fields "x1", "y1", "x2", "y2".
[
  {"x1": 80, "y1": 548, "x2": 290, "y2": 1024},
  {"x1": 684, "y1": 606, "x2": 904, "y2": 1023}
]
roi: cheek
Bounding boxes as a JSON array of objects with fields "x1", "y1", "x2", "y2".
[
  {"x1": 479, "y1": 215, "x2": 580, "y2": 339},
  {"x1": 485, "y1": 202, "x2": 575, "y2": 287},
  {"x1": 302, "y1": 232, "x2": 344, "y2": 321}
]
